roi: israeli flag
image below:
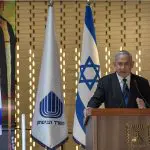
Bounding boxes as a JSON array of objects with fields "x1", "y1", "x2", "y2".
[
  {"x1": 73, "y1": 4, "x2": 100, "y2": 146},
  {"x1": 0, "y1": 85, "x2": 2, "y2": 135},
  {"x1": 31, "y1": 5, "x2": 68, "y2": 149}
]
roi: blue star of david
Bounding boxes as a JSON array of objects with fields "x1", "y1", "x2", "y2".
[{"x1": 79, "y1": 56, "x2": 100, "y2": 90}]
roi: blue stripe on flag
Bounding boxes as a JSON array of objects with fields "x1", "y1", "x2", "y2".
[
  {"x1": 76, "y1": 92, "x2": 85, "y2": 133},
  {"x1": 85, "y1": 5, "x2": 96, "y2": 43}
]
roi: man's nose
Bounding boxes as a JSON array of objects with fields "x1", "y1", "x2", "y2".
[{"x1": 120, "y1": 65, "x2": 125, "y2": 69}]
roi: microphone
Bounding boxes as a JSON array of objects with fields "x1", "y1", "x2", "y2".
[{"x1": 134, "y1": 80, "x2": 150, "y2": 108}]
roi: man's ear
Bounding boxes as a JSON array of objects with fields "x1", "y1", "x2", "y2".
[{"x1": 131, "y1": 61, "x2": 134, "y2": 68}]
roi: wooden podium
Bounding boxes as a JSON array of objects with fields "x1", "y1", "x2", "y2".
[{"x1": 86, "y1": 109, "x2": 150, "y2": 150}]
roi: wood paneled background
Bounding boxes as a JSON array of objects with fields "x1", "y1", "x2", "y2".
[{"x1": 15, "y1": 0, "x2": 150, "y2": 149}]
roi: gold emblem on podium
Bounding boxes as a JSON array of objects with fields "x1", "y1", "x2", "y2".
[{"x1": 125, "y1": 123, "x2": 150, "y2": 148}]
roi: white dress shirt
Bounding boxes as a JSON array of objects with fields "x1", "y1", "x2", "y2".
[{"x1": 116, "y1": 73, "x2": 131, "y2": 92}]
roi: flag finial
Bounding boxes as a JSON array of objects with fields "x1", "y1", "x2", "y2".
[
  {"x1": 87, "y1": 0, "x2": 90, "y2": 5},
  {"x1": 49, "y1": 0, "x2": 54, "y2": 6}
]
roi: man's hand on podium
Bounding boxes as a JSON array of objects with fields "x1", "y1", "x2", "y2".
[
  {"x1": 83, "y1": 107, "x2": 92, "y2": 126},
  {"x1": 136, "y1": 97, "x2": 146, "y2": 109}
]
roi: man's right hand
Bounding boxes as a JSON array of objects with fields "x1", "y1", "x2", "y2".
[
  {"x1": 84, "y1": 107, "x2": 92, "y2": 117},
  {"x1": 83, "y1": 107, "x2": 92, "y2": 126}
]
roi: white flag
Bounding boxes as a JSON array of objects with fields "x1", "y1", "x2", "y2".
[
  {"x1": 73, "y1": 4, "x2": 100, "y2": 147},
  {"x1": 31, "y1": 5, "x2": 68, "y2": 149},
  {"x1": 0, "y1": 85, "x2": 2, "y2": 135}
]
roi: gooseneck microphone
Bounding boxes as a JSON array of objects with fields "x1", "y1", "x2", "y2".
[{"x1": 134, "y1": 80, "x2": 150, "y2": 108}]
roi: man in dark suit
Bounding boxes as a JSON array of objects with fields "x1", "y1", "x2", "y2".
[{"x1": 85, "y1": 50, "x2": 150, "y2": 115}]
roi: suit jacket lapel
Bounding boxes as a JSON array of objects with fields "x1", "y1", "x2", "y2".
[
  {"x1": 111, "y1": 73, "x2": 125, "y2": 107},
  {"x1": 127, "y1": 74, "x2": 139, "y2": 107}
]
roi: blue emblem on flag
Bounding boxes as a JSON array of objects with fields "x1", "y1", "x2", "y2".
[
  {"x1": 40, "y1": 91, "x2": 63, "y2": 118},
  {"x1": 79, "y1": 56, "x2": 100, "y2": 90}
]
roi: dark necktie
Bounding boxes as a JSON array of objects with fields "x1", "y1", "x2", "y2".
[{"x1": 122, "y1": 78, "x2": 129, "y2": 106}]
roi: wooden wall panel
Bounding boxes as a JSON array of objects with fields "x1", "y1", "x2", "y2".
[{"x1": 15, "y1": 1, "x2": 150, "y2": 150}]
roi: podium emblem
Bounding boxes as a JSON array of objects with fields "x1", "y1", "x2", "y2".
[{"x1": 126, "y1": 123, "x2": 150, "y2": 148}]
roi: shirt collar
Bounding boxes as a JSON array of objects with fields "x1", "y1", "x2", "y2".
[{"x1": 116, "y1": 73, "x2": 131, "y2": 87}]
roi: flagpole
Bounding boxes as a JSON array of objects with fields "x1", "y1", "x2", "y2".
[
  {"x1": 87, "y1": 0, "x2": 90, "y2": 5},
  {"x1": 21, "y1": 114, "x2": 26, "y2": 150},
  {"x1": 49, "y1": 0, "x2": 53, "y2": 6}
]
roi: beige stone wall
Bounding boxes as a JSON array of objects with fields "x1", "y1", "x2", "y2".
[{"x1": 15, "y1": 0, "x2": 150, "y2": 149}]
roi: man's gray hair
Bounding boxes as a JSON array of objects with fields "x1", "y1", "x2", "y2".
[{"x1": 115, "y1": 50, "x2": 133, "y2": 61}]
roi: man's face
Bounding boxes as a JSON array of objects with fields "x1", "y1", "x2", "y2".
[{"x1": 114, "y1": 54, "x2": 134, "y2": 78}]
